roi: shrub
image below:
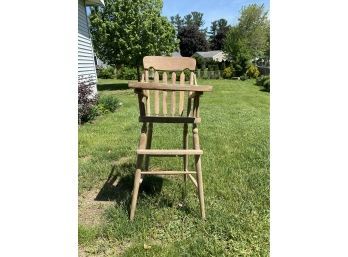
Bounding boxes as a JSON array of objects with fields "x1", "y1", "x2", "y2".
[
  {"x1": 246, "y1": 64, "x2": 260, "y2": 78},
  {"x1": 179, "y1": 69, "x2": 191, "y2": 81},
  {"x1": 97, "y1": 66, "x2": 115, "y2": 79},
  {"x1": 78, "y1": 76, "x2": 98, "y2": 124},
  {"x1": 192, "y1": 55, "x2": 206, "y2": 69},
  {"x1": 202, "y1": 68, "x2": 209, "y2": 79},
  {"x1": 220, "y1": 61, "x2": 226, "y2": 70},
  {"x1": 214, "y1": 70, "x2": 221, "y2": 79},
  {"x1": 196, "y1": 69, "x2": 201, "y2": 79},
  {"x1": 98, "y1": 95, "x2": 121, "y2": 112},
  {"x1": 87, "y1": 104, "x2": 102, "y2": 121},
  {"x1": 233, "y1": 63, "x2": 244, "y2": 77},
  {"x1": 240, "y1": 74, "x2": 248, "y2": 81},
  {"x1": 222, "y1": 67, "x2": 234, "y2": 79},
  {"x1": 117, "y1": 66, "x2": 138, "y2": 80},
  {"x1": 256, "y1": 75, "x2": 270, "y2": 92},
  {"x1": 207, "y1": 64, "x2": 219, "y2": 71}
]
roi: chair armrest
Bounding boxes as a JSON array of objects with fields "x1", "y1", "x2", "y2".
[{"x1": 128, "y1": 81, "x2": 213, "y2": 92}]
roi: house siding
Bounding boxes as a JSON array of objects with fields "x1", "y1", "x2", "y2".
[
  {"x1": 193, "y1": 51, "x2": 227, "y2": 62},
  {"x1": 78, "y1": 0, "x2": 97, "y2": 88}
]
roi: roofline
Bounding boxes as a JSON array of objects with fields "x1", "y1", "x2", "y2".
[
  {"x1": 194, "y1": 51, "x2": 225, "y2": 58},
  {"x1": 85, "y1": 0, "x2": 104, "y2": 6}
]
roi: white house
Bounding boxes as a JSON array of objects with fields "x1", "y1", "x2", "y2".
[
  {"x1": 171, "y1": 51, "x2": 182, "y2": 57},
  {"x1": 192, "y1": 50, "x2": 228, "y2": 62},
  {"x1": 78, "y1": 0, "x2": 104, "y2": 91}
]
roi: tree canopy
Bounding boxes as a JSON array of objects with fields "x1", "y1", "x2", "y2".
[
  {"x1": 170, "y1": 11, "x2": 206, "y2": 32},
  {"x1": 224, "y1": 4, "x2": 269, "y2": 63},
  {"x1": 89, "y1": 0, "x2": 178, "y2": 76},
  {"x1": 209, "y1": 18, "x2": 230, "y2": 50},
  {"x1": 170, "y1": 11, "x2": 209, "y2": 56},
  {"x1": 177, "y1": 25, "x2": 209, "y2": 57}
]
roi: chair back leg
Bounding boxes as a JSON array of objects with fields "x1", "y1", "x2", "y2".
[
  {"x1": 193, "y1": 125, "x2": 206, "y2": 219},
  {"x1": 144, "y1": 122, "x2": 153, "y2": 171}
]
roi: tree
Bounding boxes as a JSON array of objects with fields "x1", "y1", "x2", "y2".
[
  {"x1": 170, "y1": 11, "x2": 207, "y2": 33},
  {"x1": 177, "y1": 25, "x2": 209, "y2": 57},
  {"x1": 224, "y1": 4, "x2": 269, "y2": 71},
  {"x1": 170, "y1": 11, "x2": 209, "y2": 56},
  {"x1": 89, "y1": 0, "x2": 178, "y2": 80},
  {"x1": 184, "y1": 11, "x2": 204, "y2": 28},
  {"x1": 209, "y1": 18, "x2": 230, "y2": 50},
  {"x1": 170, "y1": 14, "x2": 184, "y2": 31}
]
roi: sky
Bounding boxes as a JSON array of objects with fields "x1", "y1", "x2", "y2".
[{"x1": 162, "y1": 0, "x2": 270, "y2": 28}]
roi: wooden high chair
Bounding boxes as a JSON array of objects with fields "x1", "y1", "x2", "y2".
[{"x1": 128, "y1": 56, "x2": 212, "y2": 220}]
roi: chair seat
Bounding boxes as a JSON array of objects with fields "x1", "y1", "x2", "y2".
[{"x1": 139, "y1": 116, "x2": 201, "y2": 124}]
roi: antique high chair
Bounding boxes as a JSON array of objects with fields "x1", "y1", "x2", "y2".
[{"x1": 128, "y1": 56, "x2": 212, "y2": 220}]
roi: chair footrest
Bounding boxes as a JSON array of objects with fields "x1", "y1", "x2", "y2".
[
  {"x1": 137, "y1": 149, "x2": 203, "y2": 156},
  {"x1": 141, "y1": 171, "x2": 196, "y2": 175},
  {"x1": 139, "y1": 116, "x2": 201, "y2": 124}
]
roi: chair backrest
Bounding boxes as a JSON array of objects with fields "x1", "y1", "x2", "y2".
[{"x1": 141, "y1": 56, "x2": 197, "y2": 117}]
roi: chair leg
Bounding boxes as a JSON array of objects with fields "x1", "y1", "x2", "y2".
[
  {"x1": 130, "y1": 123, "x2": 147, "y2": 221},
  {"x1": 144, "y1": 122, "x2": 153, "y2": 171},
  {"x1": 193, "y1": 125, "x2": 206, "y2": 219},
  {"x1": 183, "y1": 123, "x2": 189, "y2": 182}
]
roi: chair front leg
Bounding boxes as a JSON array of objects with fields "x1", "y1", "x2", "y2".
[{"x1": 130, "y1": 123, "x2": 148, "y2": 221}]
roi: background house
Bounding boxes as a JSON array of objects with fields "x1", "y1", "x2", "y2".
[
  {"x1": 171, "y1": 51, "x2": 182, "y2": 57},
  {"x1": 192, "y1": 50, "x2": 227, "y2": 62},
  {"x1": 78, "y1": 0, "x2": 104, "y2": 91}
]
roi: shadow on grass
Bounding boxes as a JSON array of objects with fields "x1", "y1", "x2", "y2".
[
  {"x1": 95, "y1": 162, "x2": 164, "y2": 204},
  {"x1": 94, "y1": 161, "x2": 195, "y2": 216},
  {"x1": 97, "y1": 83, "x2": 129, "y2": 91}
]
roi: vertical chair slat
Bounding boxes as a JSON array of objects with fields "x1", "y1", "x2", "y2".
[
  {"x1": 154, "y1": 71, "x2": 160, "y2": 116},
  {"x1": 162, "y1": 72, "x2": 168, "y2": 115},
  {"x1": 190, "y1": 72, "x2": 195, "y2": 85},
  {"x1": 187, "y1": 72, "x2": 195, "y2": 116},
  {"x1": 145, "y1": 70, "x2": 149, "y2": 82},
  {"x1": 139, "y1": 72, "x2": 146, "y2": 117},
  {"x1": 179, "y1": 72, "x2": 185, "y2": 115},
  {"x1": 145, "y1": 69, "x2": 151, "y2": 115},
  {"x1": 171, "y1": 72, "x2": 176, "y2": 116}
]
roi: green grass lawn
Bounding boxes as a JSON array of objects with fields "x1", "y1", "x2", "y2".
[{"x1": 78, "y1": 78, "x2": 270, "y2": 257}]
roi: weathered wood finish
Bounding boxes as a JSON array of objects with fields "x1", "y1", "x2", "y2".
[
  {"x1": 183, "y1": 123, "x2": 189, "y2": 182},
  {"x1": 193, "y1": 125, "x2": 205, "y2": 219},
  {"x1": 154, "y1": 71, "x2": 160, "y2": 115},
  {"x1": 144, "y1": 70, "x2": 151, "y2": 115},
  {"x1": 139, "y1": 116, "x2": 201, "y2": 124},
  {"x1": 179, "y1": 72, "x2": 185, "y2": 115},
  {"x1": 129, "y1": 56, "x2": 211, "y2": 220},
  {"x1": 188, "y1": 174, "x2": 198, "y2": 188},
  {"x1": 171, "y1": 72, "x2": 176, "y2": 116},
  {"x1": 141, "y1": 171, "x2": 196, "y2": 175},
  {"x1": 143, "y1": 56, "x2": 196, "y2": 71},
  {"x1": 144, "y1": 122, "x2": 153, "y2": 171},
  {"x1": 129, "y1": 82, "x2": 212, "y2": 92},
  {"x1": 162, "y1": 72, "x2": 168, "y2": 115},
  {"x1": 136, "y1": 149, "x2": 203, "y2": 156},
  {"x1": 130, "y1": 123, "x2": 148, "y2": 221}
]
